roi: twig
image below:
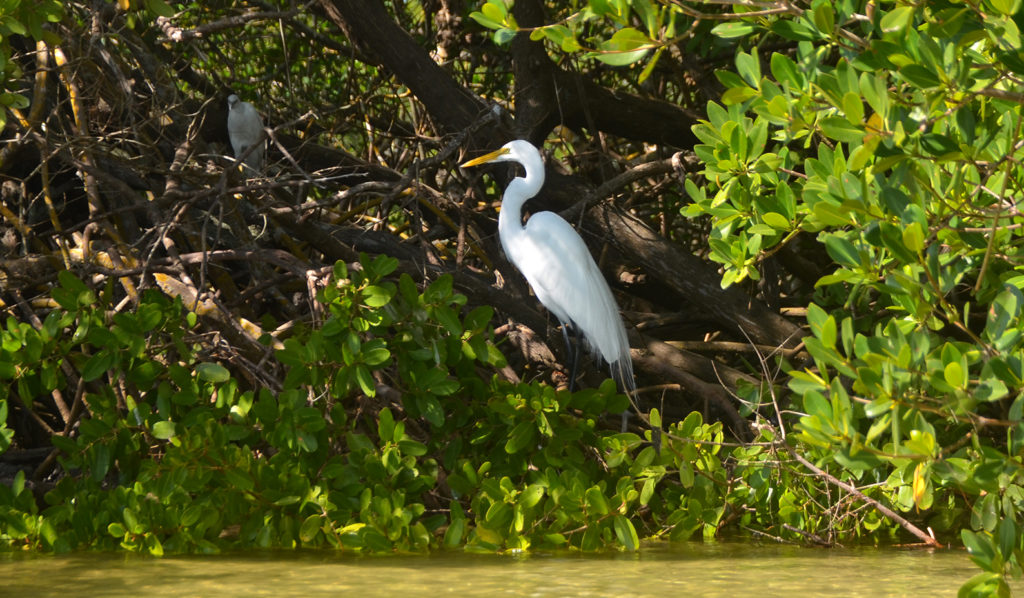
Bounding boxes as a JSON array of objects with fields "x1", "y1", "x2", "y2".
[
  {"x1": 782, "y1": 441, "x2": 943, "y2": 548},
  {"x1": 157, "y1": 7, "x2": 303, "y2": 43}
]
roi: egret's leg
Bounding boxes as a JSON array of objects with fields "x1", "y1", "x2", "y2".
[
  {"x1": 620, "y1": 410, "x2": 629, "y2": 433},
  {"x1": 559, "y1": 324, "x2": 581, "y2": 392}
]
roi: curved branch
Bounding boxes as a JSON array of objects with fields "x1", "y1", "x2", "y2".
[{"x1": 783, "y1": 441, "x2": 944, "y2": 548}]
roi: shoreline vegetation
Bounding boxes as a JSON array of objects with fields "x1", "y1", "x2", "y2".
[{"x1": 1, "y1": 1, "x2": 1022, "y2": 596}]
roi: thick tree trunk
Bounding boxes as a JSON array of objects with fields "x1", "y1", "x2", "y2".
[
  {"x1": 511, "y1": 0, "x2": 699, "y2": 147},
  {"x1": 315, "y1": 0, "x2": 488, "y2": 136}
]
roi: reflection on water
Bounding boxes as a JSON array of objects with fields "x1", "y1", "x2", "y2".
[{"x1": 1, "y1": 542, "x2": 1000, "y2": 597}]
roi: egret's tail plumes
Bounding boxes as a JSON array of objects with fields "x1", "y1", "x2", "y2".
[{"x1": 610, "y1": 356, "x2": 636, "y2": 397}]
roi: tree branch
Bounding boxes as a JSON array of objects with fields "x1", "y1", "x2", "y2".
[{"x1": 782, "y1": 440, "x2": 944, "y2": 548}]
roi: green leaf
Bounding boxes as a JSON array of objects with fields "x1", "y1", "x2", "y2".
[
  {"x1": 484, "y1": 501, "x2": 513, "y2": 528},
  {"x1": 143, "y1": 0, "x2": 176, "y2": 18},
  {"x1": 842, "y1": 92, "x2": 864, "y2": 125},
  {"x1": 180, "y1": 505, "x2": 203, "y2": 527},
  {"x1": 820, "y1": 117, "x2": 864, "y2": 143},
  {"x1": 355, "y1": 365, "x2": 375, "y2": 397},
  {"x1": 398, "y1": 438, "x2": 428, "y2": 456},
  {"x1": 82, "y1": 350, "x2": 115, "y2": 382},
  {"x1": 770, "y1": 52, "x2": 804, "y2": 88},
  {"x1": 762, "y1": 212, "x2": 790, "y2": 229},
  {"x1": 944, "y1": 361, "x2": 966, "y2": 389},
  {"x1": 424, "y1": 275, "x2": 453, "y2": 303},
  {"x1": 363, "y1": 285, "x2": 393, "y2": 307},
  {"x1": 152, "y1": 420, "x2": 176, "y2": 440},
  {"x1": 678, "y1": 461, "x2": 694, "y2": 487},
  {"x1": 957, "y1": 572, "x2": 1006, "y2": 597},
  {"x1": 640, "y1": 477, "x2": 655, "y2": 506},
  {"x1": 899, "y1": 65, "x2": 941, "y2": 88},
  {"x1": 879, "y1": 222, "x2": 917, "y2": 263},
  {"x1": 812, "y1": 3, "x2": 835, "y2": 35},
  {"x1": 146, "y1": 535, "x2": 164, "y2": 557},
  {"x1": 920, "y1": 133, "x2": 958, "y2": 156},
  {"x1": 649, "y1": 407, "x2": 662, "y2": 429},
  {"x1": 770, "y1": 19, "x2": 817, "y2": 41},
  {"x1": 637, "y1": 47, "x2": 664, "y2": 84},
  {"x1": 902, "y1": 222, "x2": 925, "y2": 252},
  {"x1": 493, "y1": 27, "x2": 516, "y2": 45},
  {"x1": 505, "y1": 420, "x2": 535, "y2": 454},
  {"x1": 859, "y1": 72, "x2": 889, "y2": 117},
  {"x1": 975, "y1": 376, "x2": 1009, "y2": 402},
  {"x1": 988, "y1": 0, "x2": 1022, "y2": 16},
  {"x1": 417, "y1": 395, "x2": 445, "y2": 428},
  {"x1": 433, "y1": 305, "x2": 462, "y2": 335},
  {"x1": 378, "y1": 407, "x2": 395, "y2": 443},
  {"x1": 824, "y1": 235, "x2": 860, "y2": 267},
  {"x1": 122, "y1": 507, "x2": 141, "y2": 534},
  {"x1": 711, "y1": 21, "x2": 755, "y2": 39},
  {"x1": 735, "y1": 50, "x2": 761, "y2": 88},
  {"x1": 722, "y1": 86, "x2": 758, "y2": 105},
  {"x1": 363, "y1": 346, "x2": 391, "y2": 367},
  {"x1": 481, "y1": 0, "x2": 508, "y2": 22},
  {"x1": 997, "y1": 518, "x2": 1017, "y2": 560},
  {"x1": 985, "y1": 286, "x2": 1022, "y2": 351},
  {"x1": 586, "y1": 487, "x2": 610, "y2": 515},
  {"x1": 224, "y1": 468, "x2": 254, "y2": 492},
  {"x1": 612, "y1": 515, "x2": 639, "y2": 551},
  {"x1": 443, "y1": 517, "x2": 466, "y2": 547},
  {"x1": 880, "y1": 6, "x2": 915, "y2": 34},
  {"x1": 961, "y1": 529, "x2": 996, "y2": 569},
  {"x1": 195, "y1": 362, "x2": 230, "y2": 383},
  {"x1": 593, "y1": 27, "x2": 651, "y2": 66},
  {"x1": 300, "y1": 514, "x2": 323, "y2": 543},
  {"x1": 520, "y1": 484, "x2": 545, "y2": 508}
]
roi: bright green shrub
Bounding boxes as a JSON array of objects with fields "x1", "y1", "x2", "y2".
[
  {"x1": 0, "y1": 257, "x2": 731, "y2": 556},
  {"x1": 679, "y1": 1, "x2": 1024, "y2": 594}
]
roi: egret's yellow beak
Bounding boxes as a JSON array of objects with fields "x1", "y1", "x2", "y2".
[{"x1": 460, "y1": 147, "x2": 510, "y2": 168}]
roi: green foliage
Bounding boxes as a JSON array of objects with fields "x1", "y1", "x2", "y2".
[
  {"x1": 0, "y1": 0, "x2": 62, "y2": 127},
  {"x1": 469, "y1": 0, "x2": 675, "y2": 80},
  {"x1": 468, "y1": 0, "x2": 731, "y2": 83},
  {"x1": 679, "y1": 0, "x2": 1024, "y2": 590},
  {"x1": 1, "y1": 259, "x2": 748, "y2": 555}
]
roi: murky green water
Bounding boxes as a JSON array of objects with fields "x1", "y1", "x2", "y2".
[{"x1": 1, "y1": 542, "x2": 1001, "y2": 597}]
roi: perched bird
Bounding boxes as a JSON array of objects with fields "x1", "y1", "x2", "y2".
[
  {"x1": 462, "y1": 140, "x2": 647, "y2": 437},
  {"x1": 226, "y1": 94, "x2": 265, "y2": 173}
]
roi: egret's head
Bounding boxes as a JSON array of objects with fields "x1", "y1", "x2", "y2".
[
  {"x1": 460, "y1": 140, "x2": 538, "y2": 168},
  {"x1": 227, "y1": 94, "x2": 240, "y2": 109}
]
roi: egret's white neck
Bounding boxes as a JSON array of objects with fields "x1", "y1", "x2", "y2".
[{"x1": 498, "y1": 156, "x2": 545, "y2": 239}]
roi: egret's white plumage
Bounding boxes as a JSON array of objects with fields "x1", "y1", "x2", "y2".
[
  {"x1": 461, "y1": 140, "x2": 636, "y2": 400},
  {"x1": 227, "y1": 94, "x2": 265, "y2": 173}
]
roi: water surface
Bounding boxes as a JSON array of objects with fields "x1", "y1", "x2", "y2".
[{"x1": 3, "y1": 542, "x2": 994, "y2": 597}]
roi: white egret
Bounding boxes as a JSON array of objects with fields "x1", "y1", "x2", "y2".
[
  {"x1": 461, "y1": 140, "x2": 645, "y2": 435},
  {"x1": 227, "y1": 94, "x2": 265, "y2": 173}
]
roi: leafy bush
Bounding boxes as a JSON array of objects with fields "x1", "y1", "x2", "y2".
[
  {"x1": 678, "y1": 1, "x2": 1024, "y2": 594},
  {"x1": 3, "y1": 258, "x2": 733, "y2": 555}
]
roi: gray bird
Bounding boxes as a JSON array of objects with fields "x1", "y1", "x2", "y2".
[{"x1": 227, "y1": 94, "x2": 265, "y2": 173}]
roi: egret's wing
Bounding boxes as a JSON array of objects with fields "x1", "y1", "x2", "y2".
[{"x1": 512, "y1": 212, "x2": 634, "y2": 392}]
